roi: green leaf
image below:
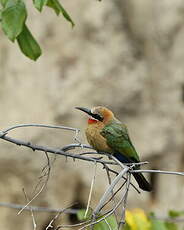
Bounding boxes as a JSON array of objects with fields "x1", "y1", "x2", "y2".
[
  {"x1": 46, "y1": 0, "x2": 74, "y2": 27},
  {"x1": 46, "y1": 0, "x2": 59, "y2": 15},
  {"x1": 94, "y1": 215, "x2": 118, "y2": 230},
  {"x1": 168, "y1": 210, "x2": 184, "y2": 218},
  {"x1": 1, "y1": 0, "x2": 27, "y2": 41},
  {"x1": 150, "y1": 219, "x2": 168, "y2": 230},
  {"x1": 77, "y1": 209, "x2": 93, "y2": 221},
  {"x1": 134, "y1": 214, "x2": 151, "y2": 230},
  {"x1": 124, "y1": 223, "x2": 131, "y2": 230},
  {"x1": 33, "y1": 0, "x2": 48, "y2": 12},
  {"x1": 81, "y1": 214, "x2": 118, "y2": 230},
  {"x1": 76, "y1": 209, "x2": 118, "y2": 230},
  {"x1": 0, "y1": 0, "x2": 8, "y2": 7},
  {"x1": 56, "y1": 1, "x2": 74, "y2": 27},
  {"x1": 165, "y1": 222, "x2": 178, "y2": 230},
  {"x1": 17, "y1": 24, "x2": 42, "y2": 61}
]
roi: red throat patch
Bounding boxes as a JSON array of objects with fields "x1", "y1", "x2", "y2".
[{"x1": 88, "y1": 118, "x2": 97, "y2": 124}]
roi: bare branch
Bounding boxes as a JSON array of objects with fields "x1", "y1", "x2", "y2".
[
  {"x1": 0, "y1": 123, "x2": 184, "y2": 229},
  {"x1": 18, "y1": 152, "x2": 51, "y2": 215},
  {"x1": 46, "y1": 211, "x2": 61, "y2": 230},
  {"x1": 78, "y1": 186, "x2": 130, "y2": 230},
  {"x1": 0, "y1": 133, "x2": 117, "y2": 165},
  {"x1": 99, "y1": 181, "x2": 126, "y2": 211},
  {"x1": 1, "y1": 202, "x2": 184, "y2": 223},
  {"x1": 103, "y1": 164, "x2": 119, "y2": 226},
  {"x1": 46, "y1": 204, "x2": 77, "y2": 230},
  {"x1": 93, "y1": 166, "x2": 130, "y2": 215},
  {"x1": 105, "y1": 166, "x2": 140, "y2": 193},
  {"x1": 0, "y1": 202, "x2": 77, "y2": 213},
  {"x1": 2, "y1": 124, "x2": 79, "y2": 134},
  {"x1": 119, "y1": 173, "x2": 131, "y2": 227},
  {"x1": 132, "y1": 169, "x2": 184, "y2": 176},
  {"x1": 55, "y1": 219, "x2": 91, "y2": 230},
  {"x1": 85, "y1": 162, "x2": 97, "y2": 218},
  {"x1": 23, "y1": 189, "x2": 37, "y2": 230}
]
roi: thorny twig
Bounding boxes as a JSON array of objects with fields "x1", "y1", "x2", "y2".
[
  {"x1": 131, "y1": 169, "x2": 184, "y2": 176},
  {"x1": 0, "y1": 202, "x2": 78, "y2": 213},
  {"x1": 1, "y1": 129, "x2": 181, "y2": 176},
  {"x1": 18, "y1": 151, "x2": 51, "y2": 215},
  {"x1": 99, "y1": 181, "x2": 127, "y2": 212},
  {"x1": 104, "y1": 164, "x2": 119, "y2": 224},
  {"x1": 0, "y1": 123, "x2": 184, "y2": 229},
  {"x1": 119, "y1": 173, "x2": 131, "y2": 228},
  {"x1": 104, "y1": 165, "x2": 140, "y2": 193},
  {"x1": 75, "y1": 184, "x2": 131, "y2": 230},
  {"x1": 32, "y1": 152, "x2": 51, "y2": 195},
  {"x1": 82, "y1": 168, "x2": 132, "y2": 230},
  {"x1": 46, "y1": 204, "x2": 77, "y2": 230},
  {"x1": 23, "y1": 189, "x2": 37, "y2": 230},
  {"x1": 2, "y1": 124, "x2": 80, "y2": 138},
  {"x1": 46, "y1": 211, "x2": 62, "y2": 230},
  {"x1": 0, "y1": 132, "x2": 116, "y2": 165},
  {"x1": 85, "y1": 162, "x2": 97, "y2": 219},
  {"x1": 93, "y1": 166, "x2": 130, "y2": 215}
]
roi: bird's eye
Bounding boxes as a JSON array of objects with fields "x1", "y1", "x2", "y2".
[{"x1": 93, "y1": 113, "x2": 103, "y2": 122}]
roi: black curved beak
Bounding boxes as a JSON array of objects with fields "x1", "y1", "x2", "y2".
[
  {"x1": 75, "y1": 107, "x2": 93, "y2": 116},
  {"x1": 75, "y1": 107, "x2": 103, "y2": 122}
]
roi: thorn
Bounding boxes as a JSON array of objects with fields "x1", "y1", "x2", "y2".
[
  {"x1": 93, "y1": 157, "x2": 103, "y2": 160},
  {"x1": 65, "y1": 156, "x2": 68, "y2": 163},
  {"x1": 0, "y1": 131, "x2": 7, "y2": 137}
]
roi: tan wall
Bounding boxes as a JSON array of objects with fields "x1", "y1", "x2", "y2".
[{"x1": 0, "y1": 0, "x2": 184, "y2": 229}]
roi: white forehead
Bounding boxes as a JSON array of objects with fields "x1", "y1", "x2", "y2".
[
  {"x1": 91, "y1": 106, "x2": 103, "y2": 114},
  {"x1": 91, "y1": 106, "x2": 101, "y2": 113}
]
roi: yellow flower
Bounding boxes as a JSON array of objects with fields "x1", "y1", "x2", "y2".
[{"x1": 125, "y1": 209, "x2": 151, "y2": 230}]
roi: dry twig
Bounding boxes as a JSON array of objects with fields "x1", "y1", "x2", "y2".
[{"x1": 0, "y1": 123, "x2": 183, "y2": 229}]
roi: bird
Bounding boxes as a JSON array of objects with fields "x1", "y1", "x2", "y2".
[{"x1": 76, "y1": 106, "x2": 152, "y2": 192}]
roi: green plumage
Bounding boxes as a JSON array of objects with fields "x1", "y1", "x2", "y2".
[
  {"x1": 101, "y1": 122, "x2": 140, "y2": 163},
  {"x1": 101, "y1": 121, "x2": 152, "y2": 192}
]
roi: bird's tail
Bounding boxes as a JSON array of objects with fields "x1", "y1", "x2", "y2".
[{"x1": 133, "y1": 173, "x2": 152, "y2": 192}]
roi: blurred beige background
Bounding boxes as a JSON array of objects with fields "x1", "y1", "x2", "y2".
[{"x1": 0, "y1": 0, "x2": 184, "y2": 229}]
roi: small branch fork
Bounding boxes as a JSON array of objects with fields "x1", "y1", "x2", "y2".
[{"x1": 0, "y1": 124, "x2": 184, "y2": 229}]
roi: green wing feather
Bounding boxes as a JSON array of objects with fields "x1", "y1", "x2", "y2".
[
  {"x1": 100, "y1": 122, "x2": 140, "y2": 162},
  {"x1": 101, "y1": 121, "x2": 152, "y2": 192}
]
